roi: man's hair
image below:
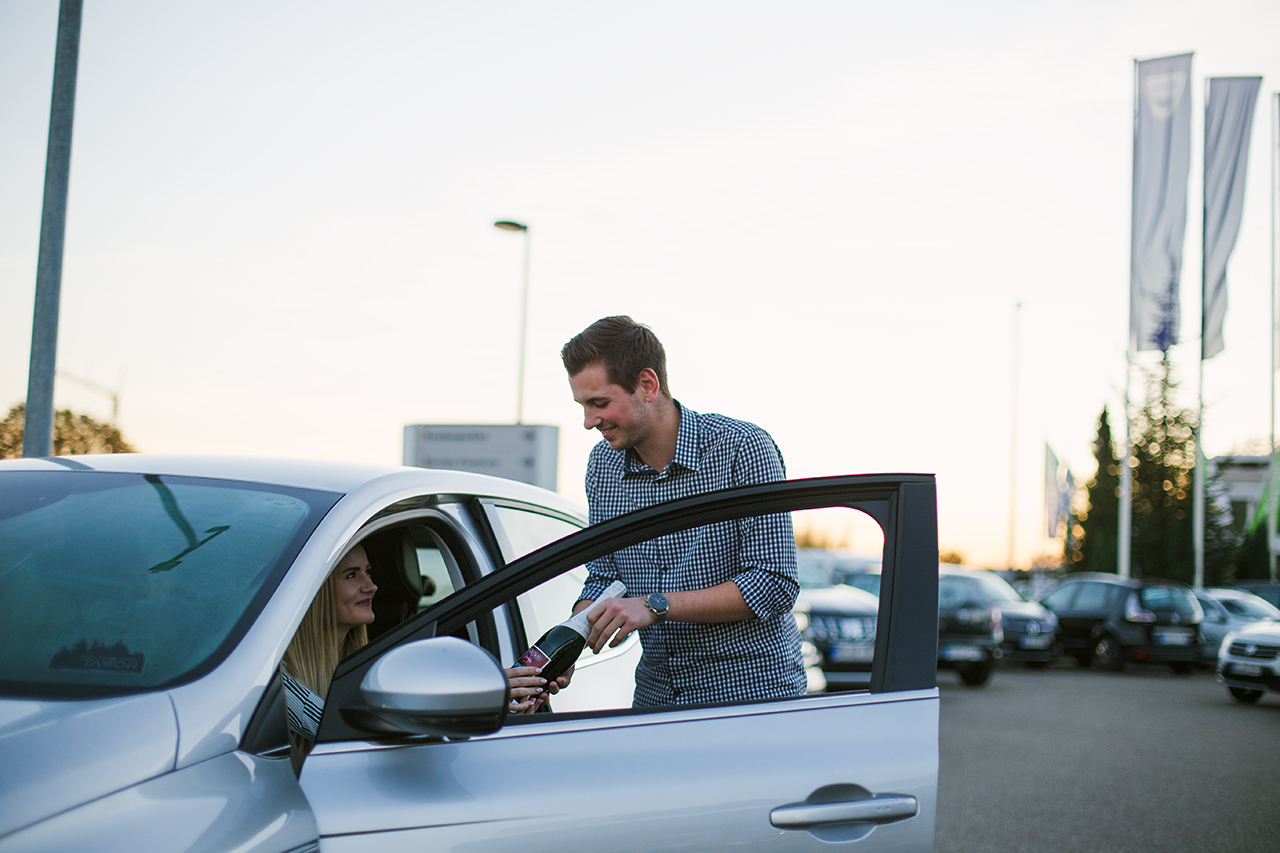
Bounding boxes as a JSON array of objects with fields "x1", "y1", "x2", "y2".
[{"x1": 561, "y1": 316, "x2": 671, "y2": 399}]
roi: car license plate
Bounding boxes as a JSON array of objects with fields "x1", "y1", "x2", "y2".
[
  {"x1": 1231, "y1": 662, "x2": 1263, "y2": 677},
  {"x1": 1018, "y1": 634, "x2": 1052, "y2": 649},
  {"x1": 831, "y1": 642, "x2": 874, "y2": 663},
  {"x1": 942, "y1": 644, "x2": 985, "y2": 662},
  {"x1": 1153, "y1": 627, "x2": 1192, "y2": 645}
]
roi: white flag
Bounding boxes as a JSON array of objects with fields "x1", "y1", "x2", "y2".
[
  {"x1": 1131, "y1": 53, "x2": 1193, "y2": 353},
  {"x1": 1045, "y1": 444, "x2": 1061, "y2": 537},
  {"x1": 1202, "y1": 76, "x2": 1262, "y2": 359}
]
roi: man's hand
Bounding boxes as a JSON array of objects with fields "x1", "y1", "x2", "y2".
[{"x1": 585, "y1": 596, "x2": 657, "y2": 654}]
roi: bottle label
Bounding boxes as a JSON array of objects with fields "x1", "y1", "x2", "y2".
[{"x1": 517, "y1": 644, "x2": 551, "y2": 669}]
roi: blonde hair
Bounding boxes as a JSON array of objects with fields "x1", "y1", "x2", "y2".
[{"x1": 283, "y1": 557, "x2": 370, "y2": 760}]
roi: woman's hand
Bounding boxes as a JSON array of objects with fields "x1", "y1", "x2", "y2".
[{"x1": 503, "y1": 666, "x2": 548, "y2": 714}]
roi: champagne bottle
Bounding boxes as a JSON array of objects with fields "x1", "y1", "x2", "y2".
[{"x1": 516, "y1": 580, "x2": 627, "y2": 681}]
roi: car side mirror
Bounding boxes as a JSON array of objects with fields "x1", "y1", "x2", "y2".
[{"x1": 359, "y1": 637, "x2": 508, "y2": 738}]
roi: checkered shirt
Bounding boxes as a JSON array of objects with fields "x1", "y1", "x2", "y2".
[{"x1": 578, "y1": 403, "x2": 807, "y2": 707}]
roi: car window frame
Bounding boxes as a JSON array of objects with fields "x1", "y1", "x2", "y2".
[{"x1": 314, "y1": 474, "x2": 938, "y2": 744}]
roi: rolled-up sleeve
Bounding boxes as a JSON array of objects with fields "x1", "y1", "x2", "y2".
[{"x1": 727, "y1": 427, "x2": 798, "y2": 618}]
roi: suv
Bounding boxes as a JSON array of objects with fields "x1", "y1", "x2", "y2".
[
  {"x1": 1216, "y1": 620, "x2": 1280, "y2": 703},
  {"x1": 936, "y1": 567, "x2": 1004, "y2": 686},
  {"x1": 1194, "y1": 587, "x2": 1280, "y2": 665},
  {"x1": 1038, "y1": 574, "x2": 1202, "y2": 673}
]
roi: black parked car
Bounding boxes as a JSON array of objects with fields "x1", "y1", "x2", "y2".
[
  {"x1": 949, "y1": 568, "x2": 1061, "y2": 667},
  {"x1": 937, "y1": 566, "x2": 1005, "y2": 686},
  {"x1": 1037, "y1": 573, "x2": 1202, "y2": 673},
  {"x1": 794, "y1": 552, "x2": 879, "y2": 691}
]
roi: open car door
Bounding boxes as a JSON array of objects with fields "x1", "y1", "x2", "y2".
[{"x1": 300, "y1": 474, "x2": 940, "y2": 852}]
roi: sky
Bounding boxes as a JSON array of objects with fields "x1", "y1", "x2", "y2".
[{"x1": 2, "y1": 0, "x2": 1279, "y2": 568}]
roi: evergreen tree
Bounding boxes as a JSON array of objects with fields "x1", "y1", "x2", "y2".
[
  {"x1": 1127, "y1": 355, "x2": 1236, "y2": 583},
  {"x1": 1067, "y1": 407, "x2": 1119, "y2": 573}
]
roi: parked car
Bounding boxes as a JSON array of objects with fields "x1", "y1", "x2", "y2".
[
  {"x1": 936, "y1": 566, "x2": 1004, "y2": 686},
  {"x1": 1233, "y1": 581, "x2": 1280, "y2": 609},
  {"x1": 842, "y1": 564, "x2": 884, "y2": 597},
  {"x1": 949, "y1": 568, "x2": 1060, "y2": 667},
  {"x1": 0, "y1": 455, "x2": 942, "y2": 852},
  {"x1": 794, "y1": 551, "x2": 880, "y2": 691},
  {"x1": 1215, "y1": 620, "x2": 1280, "y2": 704},
  {"x1": 1194, "y1": 587, "x2": 1280, "y2": 664},
  {"x1": 1037, "y1": 573, "x2": 1202, "y2": 673}
]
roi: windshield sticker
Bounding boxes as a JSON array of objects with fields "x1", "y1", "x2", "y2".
[{"x1": 49, "y1": 639, "x2": 145, "y2": 674}]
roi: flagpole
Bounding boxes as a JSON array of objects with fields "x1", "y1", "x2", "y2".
[
  {"x1": 1270, "y1": 91, "x2": 1279, "y2": 583},
  {"x1": 1194, "y1": 78, "x2": 1210, "y2": 591},
  {"x1": 1119, "y1": 59, "x2": 1139, "y2": 581},
  {"x1": 1008, "y1": 301, "x2": 1021, "y2": 571}
]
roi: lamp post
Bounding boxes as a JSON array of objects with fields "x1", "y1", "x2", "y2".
[{"x1": 494, "y1": 220, "x2": 531, "y2": 424}]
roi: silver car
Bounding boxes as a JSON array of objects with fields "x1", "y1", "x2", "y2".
[
  {"x1": 1195, "y1": 587, "x2": 1280, "y2": 664},
  {"x1": 0, "y1": 455, "x2": 940, "y2": 852}
]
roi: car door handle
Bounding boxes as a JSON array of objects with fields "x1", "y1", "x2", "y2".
[{"x1": 770, "y1": 794, "x2": 919, "y2": 828}]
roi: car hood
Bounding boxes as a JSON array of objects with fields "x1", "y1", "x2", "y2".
[
  {"x1": 1229, "y1": 621, "x2": 1280, "y2": 644},
  {"x1": 797, "y1": 584, "x2": 879, "y2": 616},
  {"x1": 0, "y1": 692, "x2": 177, "y2": 839},
  {"x1": 997, "y1": 600, "x2": 1053, "y2": 621}
]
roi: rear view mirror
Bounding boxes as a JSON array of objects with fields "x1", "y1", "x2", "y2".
[{"x1": 359, "y1": 637, "x2": 508, "y2": 737}]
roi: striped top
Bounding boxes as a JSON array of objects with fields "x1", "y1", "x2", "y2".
[{"x1": 281, "y1": 668, "x2": 324, "y2": 741}]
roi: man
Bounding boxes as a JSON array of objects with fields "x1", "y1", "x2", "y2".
[{"x1": 562, "y1": 315, "x2": 806, "y2": 706}]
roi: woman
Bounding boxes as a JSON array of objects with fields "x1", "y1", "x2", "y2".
[{"x1": 282, "y1": 543, "x2": 550, "y2": 770}]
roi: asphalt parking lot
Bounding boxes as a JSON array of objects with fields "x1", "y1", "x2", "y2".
[{"x1": 935, "y1": 662, "x2": 1280, "y2": 853}]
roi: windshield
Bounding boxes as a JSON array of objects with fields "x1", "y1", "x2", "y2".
[
  {"x1": 795, "y1": 550, "x2": 834, "y2": 589},
  {"x1": 1139, "y1": 585, "x2": 1200, "y2": 618},
  {"x1": 0, "y1": 471, "x2": 339, "y2": 699},
  {"x1": 964, "y1": 571, "x2": 1025, "y2": 603},
  {"x1": 1219, "y1": 595, "x2": 1280, "y2": 621}
]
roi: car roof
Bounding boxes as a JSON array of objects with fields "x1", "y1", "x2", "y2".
[
  {"x1": 1202, "y1": 587, "x2": 1252, "y2": 599},
  {"x1": 0, "y1": 453, "x2": 585, "y2": 517}
]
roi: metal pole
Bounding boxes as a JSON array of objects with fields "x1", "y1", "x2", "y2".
[
  {"x1": 1119, "y1": 59, "x2": 1139, "y2": 580},
  {"x1": 1194, "y1": 77, "x2": 1208, "y2": 590},
  {"x1": 516, "y1": 227, "x2": 531, "y2": 425},
  {"x1": 1270, "y1": 92, "x2": 1279, "y2": 583},
  {"x1": 1007, "y1": 301, "x2": 1021, "y2": 571},
  {"x1": 23, "y1": 0, "x2": 83, "y2": 458}
]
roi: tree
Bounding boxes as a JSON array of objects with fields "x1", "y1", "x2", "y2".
[
  {"x1": 1127, "y1": 355, "x2": 1236, "y2": 584},
  {"x1": 1066, "y1": 407, "x2": 1119, "y2": 573},
  {"x1": 0, "y1": 403, "x2": 137, "y2": 459},
  {"x1": 1067, "y1": 358, "x2": 1238, "y2": 584}
]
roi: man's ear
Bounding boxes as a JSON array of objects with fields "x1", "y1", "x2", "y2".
[{"x1": 636, "y1": 367, "x2": 661, "y2": 404}]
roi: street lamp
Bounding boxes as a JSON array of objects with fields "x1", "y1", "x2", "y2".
[{"x1": 494, "y1": 220, "x2": 531, "y2": 423}]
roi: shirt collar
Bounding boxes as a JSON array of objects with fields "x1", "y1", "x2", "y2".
[{"x1": 623, "y1": 400, "x2": 700, "y2": 477}]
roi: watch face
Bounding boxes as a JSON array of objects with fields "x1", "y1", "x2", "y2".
[{"x1": 648, "y1": 592, "x2": 669, "y2": 613}]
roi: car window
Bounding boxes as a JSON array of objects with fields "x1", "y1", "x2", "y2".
[
  {"x1": 966, "y1": 572, "x2": 1024, "y2": 603},
  {"x1": 938, "y1": 576, "x2": 972, "y2": 608},
  {"x1": 1070, "y1": 582, "x2": 1114, "y2": 611},
  {"x1": 0, "y1": 471, "x2": 338, "y2": 699},
  {"x1": 846, "y1": 572, "x2": 882, "y2": 596},
  {"x1": 1219, "y1": 595, "x2": 1280, "y2": 621},
  {"x1": 1140, "y1": 585, "x2": 1198, "y2": 617},
  {"x1": 482, "y1": 503, "x2": 591, "y2": 643},
  {"x1": 484, "y1": 504, "x2": 584, "y2": 563},
  {"x1": 1039, "y1": 582, "x2": 1078, "y2": 611}
]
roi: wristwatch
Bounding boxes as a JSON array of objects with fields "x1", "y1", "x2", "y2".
[{"x1": 646, "y1": 592, "x2": 669, "y2": 623}]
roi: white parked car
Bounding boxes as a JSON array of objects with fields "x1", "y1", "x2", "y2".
[
  {"x1": 1194, "y1": 587, "x2": 1280, "y2": 664},
  {"x1": 1216, "y1": 619, "x2": 1280, "y2": 704},
  {"x1": 0, "y1": 455, "x2": 941, "y2": 852}
]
